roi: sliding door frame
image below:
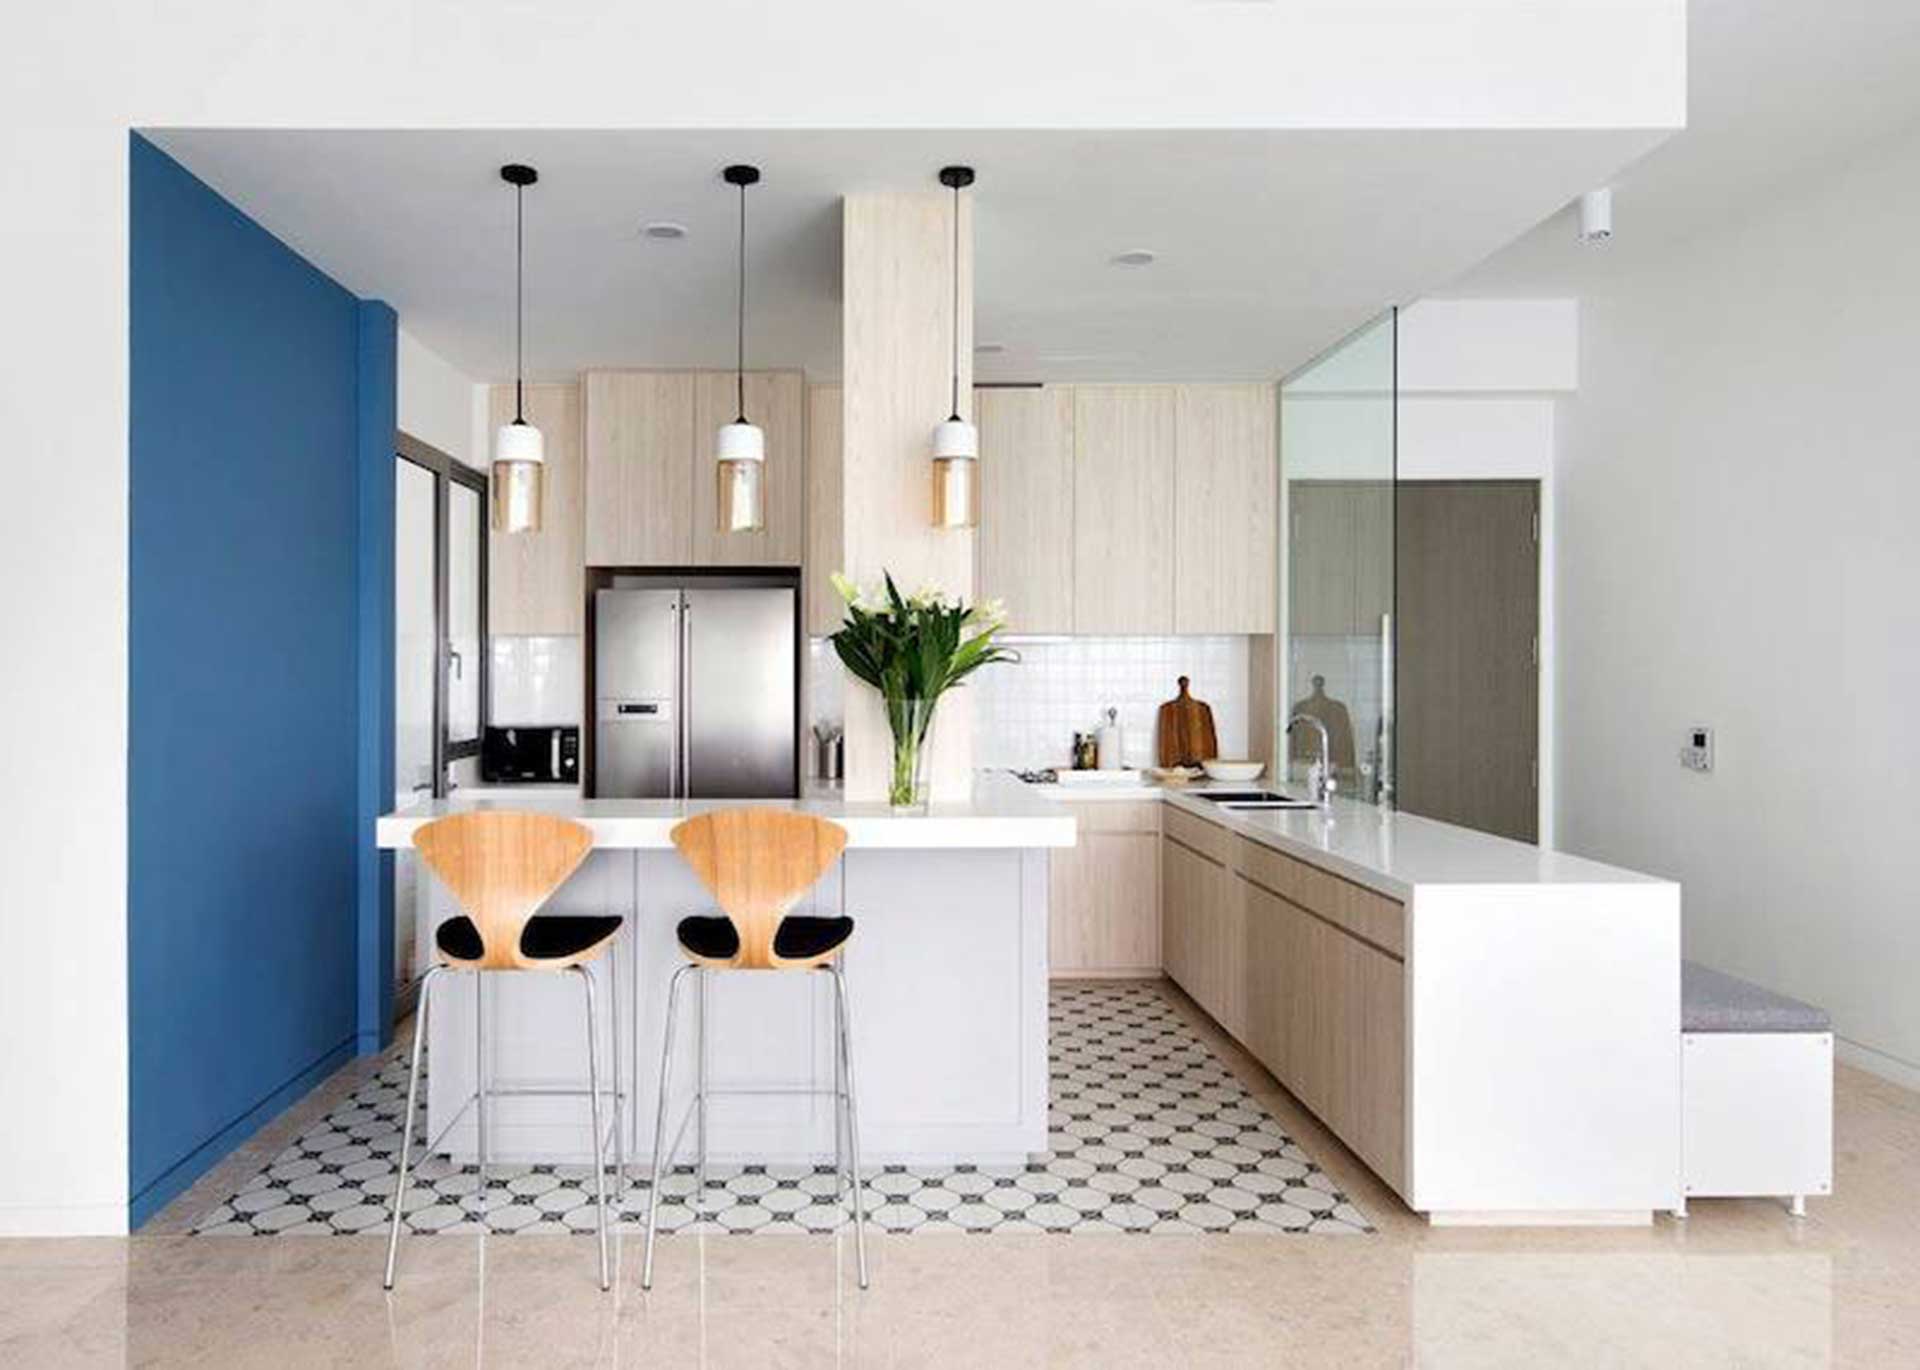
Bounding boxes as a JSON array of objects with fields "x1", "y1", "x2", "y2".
[{"x1": 396, "y1": 431, "x2": 488, "y2": 797}]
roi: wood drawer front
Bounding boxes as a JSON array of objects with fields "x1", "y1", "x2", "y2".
[
  {"x1": 1237, "y1": 838, "x2": 1405, "y2": 959},
  {"x1": 1243, "y1": 881, "x2": 1408, "y2": 1194},
  {"x1": 1164, "y1": 805, "x2": 1232, "y2": 865},
  {"x1": 1060, "y1": 800, "x2": 1162, "y2": 835}
]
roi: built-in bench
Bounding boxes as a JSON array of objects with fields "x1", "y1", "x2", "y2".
[{"x1": 1680, "y1": 961, "x2": 1833, "y2": 1217}]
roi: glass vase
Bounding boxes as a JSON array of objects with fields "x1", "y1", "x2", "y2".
[{"x1": 883, "y1": 696, "x2": 939, "y2": 812}]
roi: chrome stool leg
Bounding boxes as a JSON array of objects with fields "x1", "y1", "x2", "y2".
[
  {"x1": 696, "y1": 967, "x2": 710, "y2": 1209},
  {"x1": 474, "y1": 971, "x2": 487, "y2": 1222},
  {"x1": 384, "y1": 965, "x2": 442, "y2": 1290},
  {"x1": 610, "y1": 948, "x2": 625, "y2": 1192},
  {"x1": 642, "y1": 964, "x2": 694, "y2": 1290},
  {"x1": 830, "y1": 960, "x2": 870, "y2": 1290},
  {"x1": 574, "y1": 966, "x2": 611, "y2": 1292}
]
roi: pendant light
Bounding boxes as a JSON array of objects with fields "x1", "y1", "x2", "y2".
[
  {"x1": 491, "y1": 163, "x2": 545, "y2": 534},
  {"x1": 931, "y1": 165, "x2": 978, "y2": 529},
  {"x1": 716, "y1": 163, "x2": 766, "y2": 533}
]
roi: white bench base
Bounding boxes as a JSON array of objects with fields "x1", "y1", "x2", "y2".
[{"x1": 1681, "y1": 1030, "x2": 1833, "y2": 1212}]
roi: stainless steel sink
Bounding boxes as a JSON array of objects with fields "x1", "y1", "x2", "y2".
[{"x1": 1195, "y1": 789, "x2": 1318, "y2": 811}]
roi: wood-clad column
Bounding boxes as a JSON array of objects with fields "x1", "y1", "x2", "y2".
[{"x1": 840, "y1": 191, "x2": 974, "y2": 800}]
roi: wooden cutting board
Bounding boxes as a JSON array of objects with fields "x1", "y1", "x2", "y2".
[{"x1": 1156, "y1": 676, "x2": 1219, "y2": 768}]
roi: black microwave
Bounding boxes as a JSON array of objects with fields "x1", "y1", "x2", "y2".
[{"x1": 480, "y1": 725, "x2": 580, "y2": 784}]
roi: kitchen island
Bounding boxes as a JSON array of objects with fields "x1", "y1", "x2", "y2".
[
  {"x1": 375, "y1": 773, "x2": 1075, "y2": 1169},
  {"x1": 1041, "y1": 777, "x2": 1683, "y2": 1225}
]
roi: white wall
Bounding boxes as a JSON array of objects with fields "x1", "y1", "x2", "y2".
[
  {"x1": 397, "y1": 328, "x2": 482, "y2": 468},
  {"x1": 0, "y1": 0, "x2": 1683, "y2": 1234},
  {"x1": 1552, "y1": 123, "x2": 1920, "y2": 1084}
]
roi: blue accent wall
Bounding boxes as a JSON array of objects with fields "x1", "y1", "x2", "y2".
[{"x1": 128, "y1": 135, "x2": 394, "y2": 1225}]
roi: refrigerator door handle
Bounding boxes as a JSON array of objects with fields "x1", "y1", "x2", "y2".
[{"x1": 678, "y1": 593, "x2": 691, "y2": 800}]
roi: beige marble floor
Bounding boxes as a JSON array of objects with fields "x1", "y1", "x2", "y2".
[{"x1": 7, "y1": 981, "x2": 1919, "y2": 1368}]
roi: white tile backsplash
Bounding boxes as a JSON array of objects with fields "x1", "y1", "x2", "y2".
[
  {"x1": 491, "y1": 635, "x2": 583, "y2": 725},
  {"x1": 807, "y1": 635, "x2": 1252, "y2": 773},
  {"x1": 976, "y1": 637, "x2": 1250, "y2": 770}
]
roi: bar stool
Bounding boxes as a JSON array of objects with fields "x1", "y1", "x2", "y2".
[
  {"x1": 642, "y1": 808, "x2": 869, "y2": 1289},
  {"x1": 383, "y1": 810, "x2": 625, "y2": 1291}
]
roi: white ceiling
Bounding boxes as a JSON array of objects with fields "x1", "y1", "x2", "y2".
[
  {"x1": 147, "y1": 127, "x2": 1666, "y2": 385},
  {"x1": 1444, "y1": 0, "x2": 1920, "y2": 296}
]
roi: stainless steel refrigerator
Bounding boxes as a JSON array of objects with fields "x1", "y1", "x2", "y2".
[{"x1": 591, "y1": 576, "x2": 799, "y2": 798}]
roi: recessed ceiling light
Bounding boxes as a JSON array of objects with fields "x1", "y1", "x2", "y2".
[
  {"x1": 974, "y1": 342, "x2": 1006, "y2": 355},
  {"x1": 1111, "y1": 249, "x2": 1156, "y2": 267},
  {"x1": 641, "y1": 221, "x2": 688, "y2": 240}
]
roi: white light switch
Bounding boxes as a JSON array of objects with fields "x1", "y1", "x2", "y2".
[{"x1": 1681, "y1": 725, "x2": 1713, "y2": 773}]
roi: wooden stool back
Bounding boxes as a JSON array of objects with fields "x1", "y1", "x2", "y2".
[
  {"x1": 414, "y1": 810, "x2": 595, "y2": 970},
  {"x1": 670, "y1": 809, "x2": 849, "y2": 970}
]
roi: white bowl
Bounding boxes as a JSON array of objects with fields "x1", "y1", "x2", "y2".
[{"x1": 1201, "y1": 759, "x2": 1265, "y2": 783}]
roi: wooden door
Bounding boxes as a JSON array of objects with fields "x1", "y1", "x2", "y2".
[
  {"x1": 692, "y1": 370, "x2": 805, "y2": 567},
  {"x1": 978, "y1": 385, "x2": 1075, "y2": 633},
  {"x1": 1174, "y1": 384, "x2": 1276, "y2": 633},
  {"x1": 584, "y1": 371, "x2": 696, "y2": 566},
  {"x1": 1072, "y1": 386, "x2": 1174, "y2": 633},
  {"x1": 487, "y1": 381, "x2": 584, "y2": 635},
  {"x1": 1286, "y1": 482, "x2": 1357, "y2": 635},
  {"x1": 1396, "y1": 480, "x2": 1540, "y2": 842}
]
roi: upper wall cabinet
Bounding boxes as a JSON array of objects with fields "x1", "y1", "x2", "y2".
[
  {"x1": 977, "y1": 385, "x2": 1074, "y2": 634},
  {"x1": 584, "y1": 371, "x2": 695, "y2": 566},
  {"x1": 585, "y1": 369, "x2": 806, "y2": 570},
  {"x1": 1174, "y1": 384, "x2": 1276, "y2": 634},
  {"x1": 488, "y1": 381, "x2": 584, "y2": 635},
  {"x1": 804, "y1": 384, "x2": 844, "y2": 638},
  {"x1": 691, "y1": 370, "x2": 805, "y2": 567},
  {"x1": 1072, "y1": 385, "x2": 1176, "y2": 634}
]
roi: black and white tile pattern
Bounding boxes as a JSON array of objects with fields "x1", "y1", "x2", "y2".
[{"x1": 192, "y1": 981, "x2": 1370, "y2": 1237}]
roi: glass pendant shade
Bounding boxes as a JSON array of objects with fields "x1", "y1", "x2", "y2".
[
  {"x1": 490, "y1": 418, "x2": 545, "y2": 534},
  {"x1": 716, "y1": 421, "x2": 765, "y2": 532},
  {"x1": 717, "y1": 459, "x2": 765, "y2": 533},
  {"x1": 491, "y1": 456, "x2": 544, "y2": 534},
  {"x1": 932, "y1": 453, "x2": 978, "y2": 529}
]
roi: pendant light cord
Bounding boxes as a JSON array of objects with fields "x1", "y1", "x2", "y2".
[
  {"x1": 736, "y1": 178, "x2": 747, "y2": 423},
  {"x1": 949, "y1": 179, "x2": 962, "y2": 420},
  {"x1": 514, "y1": 180, "x2": 525, "y2": 424}
]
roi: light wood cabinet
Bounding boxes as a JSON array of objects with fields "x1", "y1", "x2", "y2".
[
  {"x1": 1071, "y1": 386, "x2": 1175, "y2": 633},
  {"x1": 978, "y1": 385, "x2": 1075, "y2": 633},
  {"x1": 487, "y1": 382, "x2": 584, "y2": 635},
  {"x1": 1242, "y1": 881, "x2": 1405, "y2": 1190},
  {"x1": 692, "y1": 370, "x2": 805, "y2": 567},
  {"x1": 585, "y1": 369, "x2": 806, "y2": 571},
  {"x1": 584, "y1": 371, "x2": 696, "y2": 566},
  {"x1": 1050, "y1": 801, "x2": 1161, "y2": 976},
  {"x1": 804, "y1": 384, "x2": 844, "y2": 637},
  {"x1": 1160, "y1": 817, "x2": 1246, "y2": 1040},
  {"x1": 1174, "y1": 384, "x2": 1276, "y2": 633}
]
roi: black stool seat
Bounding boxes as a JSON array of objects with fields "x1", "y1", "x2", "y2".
[
  {"x1": 676, "y1": 914, "x2": 855, "y2": 964},
  {"x1": 437, "y1": 914, "x2": 624, "y2": 963}
]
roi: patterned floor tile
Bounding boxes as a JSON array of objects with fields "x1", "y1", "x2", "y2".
[{"x1": 191, "y1": 981, "x2": 1370, "y2": 1237}]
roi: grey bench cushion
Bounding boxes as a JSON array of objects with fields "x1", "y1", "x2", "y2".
[{"x1": 1683, "y1": 961, "x2": 1831, "y2": 1033}]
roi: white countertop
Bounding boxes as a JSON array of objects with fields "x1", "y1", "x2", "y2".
[
  {"x1": 376, "y1": 770, "x2": 1076, "y2": 850},
  {"x1": 1034, "y1": 773, "x2": 1669, "y2": 899}
]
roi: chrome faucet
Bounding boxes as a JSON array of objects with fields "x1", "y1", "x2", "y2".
[{"x1": 1286, "y1": 713, "x2": 1337, "y2": 808}]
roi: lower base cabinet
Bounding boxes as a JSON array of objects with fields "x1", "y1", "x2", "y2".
[
  {"x1": 1243, "y1": 879, "x2": 1405, "y2": 1191},
  {"x1": 1165, "y1": 808, "x2": 1409, "y2": 1198},
  {"x1": 1050, "y1": 803, "x2": 1161, "y2": 975}
]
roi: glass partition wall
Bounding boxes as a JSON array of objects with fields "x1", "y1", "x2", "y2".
[{"x1": 1277, "y1": 309, "x2": 1396, "y2": 807}]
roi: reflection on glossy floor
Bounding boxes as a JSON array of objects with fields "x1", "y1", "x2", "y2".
[{"x1": 8, "y1": 982, "x2": 1920, "y2": 1368}]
